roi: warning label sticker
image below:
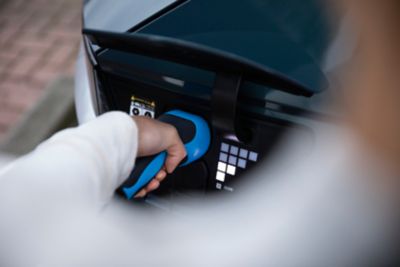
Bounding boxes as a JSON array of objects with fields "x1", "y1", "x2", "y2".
[{"x1": 129, "y1": 96, "x2": 156, "y2": 118}]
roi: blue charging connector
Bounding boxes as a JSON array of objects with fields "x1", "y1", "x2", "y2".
[{"x1": 120, "y1": 110, "x2": 211, "y2": 199}]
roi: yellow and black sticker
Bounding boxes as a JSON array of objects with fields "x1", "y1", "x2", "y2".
[{"x1": 129, "y1": 95, "x2": 156, "y2": 118}]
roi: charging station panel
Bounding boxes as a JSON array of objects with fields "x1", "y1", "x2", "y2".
[{"x1": 95, "y1": 70, "x2": 312, "y2": 200}]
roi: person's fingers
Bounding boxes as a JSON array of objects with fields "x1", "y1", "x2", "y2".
[
  {"x1": 133, "y1": 179, "x2": 161, "y2": 198},
  {"x1": 164, "y1": 128, "x2": 187, "y2": 173},
  {"x1": 165, "y1": 148, "x2": 186, "y2": 173},
  {"x1": 134, "y1": 189, "x2": 147, "y2": 198},
  {"x1": 140, "y1": 170, "x2": 166, "y2": 197},
  {"x1": 146, "y1": 179, "x2": 160, "y2": 192},
  {"x1": 155, "y1": 169, "x2": 167, "y2": 182}
]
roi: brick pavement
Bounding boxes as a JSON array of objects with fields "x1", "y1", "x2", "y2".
[{"x1": 0, "y1": 0, "x2": 81, "y2": 141}]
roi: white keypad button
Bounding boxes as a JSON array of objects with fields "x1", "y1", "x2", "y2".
[
  {"x1": 227, "y1": 165, "x2": 236, "y2": 176},
  {"x1": 217, "y1": 162, "x2": 227, "y2": 172},
  {"x1": 216, "y1": 171, "x2": 226, "y2": 182}
]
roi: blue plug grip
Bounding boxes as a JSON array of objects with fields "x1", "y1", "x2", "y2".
[
  {"x1": 168, "y1": 110, "x2": 211, "y2": 166},
  {"x1": 121, "y1": 110, "x2": 211, "y2": 199},
  {"x1": 122, "y1": 152, "x2": 167, "y2": 199}
]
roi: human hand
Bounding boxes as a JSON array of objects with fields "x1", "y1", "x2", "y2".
[{"x1": 132, "y1": 116, "x2": 187, "y2": 198}]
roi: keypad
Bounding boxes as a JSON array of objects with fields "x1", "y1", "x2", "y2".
[{"x1": 215, "y1": 142, "x2": 259, "y2": 189}]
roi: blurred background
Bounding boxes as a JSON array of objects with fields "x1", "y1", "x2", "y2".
[{"x1": 0, "y1": 0, "x2": 81, "y2": 161}]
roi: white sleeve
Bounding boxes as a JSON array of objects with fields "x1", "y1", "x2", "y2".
[
  {"x1": 0, "y1": 111, "x2": 138, "y2": 207},
  {"x1": 0, "y1": 111, "x2": 139, "y2": 265}
]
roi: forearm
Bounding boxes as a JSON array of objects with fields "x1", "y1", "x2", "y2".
[{"x1": 0, "y1": 111, "x2": 138, "y2": 207}]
